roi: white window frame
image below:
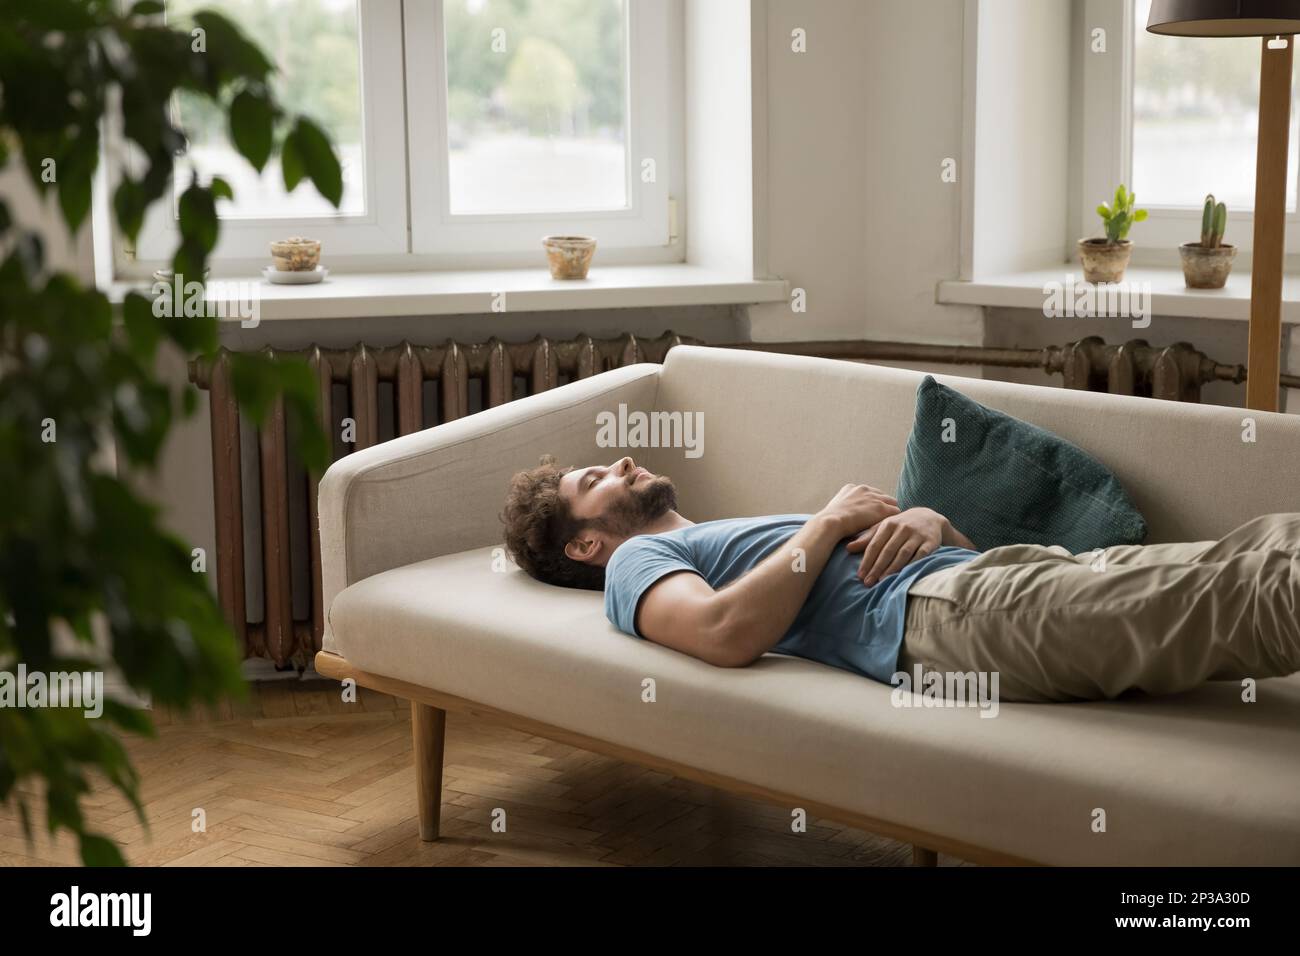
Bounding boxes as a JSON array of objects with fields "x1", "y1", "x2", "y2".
[
  {"x1": 113, "y1": 0, "x2": 681, "y2": 274},
  {"x1": 123, "y1": 0, "x2": 408, "y2": 272},
  {"x1": 404, "y1": 0, "x2": 677, "y2": 262},
  {"x1": 1080, "y1": 0, "x2": 1300, "y2": 259}
]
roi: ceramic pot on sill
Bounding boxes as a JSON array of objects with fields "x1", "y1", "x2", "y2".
[
  {"x1": 1077, "y1": 237, "x2": 1132, "y2": 283},
  {"x1": 1178, "y1": 242, "x2": 1237, "y2": 290},
  {"x1": 542, "y1": 235, "x2": 597, "y2": 279}
]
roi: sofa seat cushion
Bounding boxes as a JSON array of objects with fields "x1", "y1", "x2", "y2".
[{"x1": 328, "y1": 546, "x2": 1300, "y2": 866}]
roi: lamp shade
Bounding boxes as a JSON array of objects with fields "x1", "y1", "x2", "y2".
[{"x1": 1147, "y1": 0, "x2": 1300, "y2": 36}]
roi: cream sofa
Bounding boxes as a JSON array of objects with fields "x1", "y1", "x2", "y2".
[{"x1": 315, "y1": 345, "x2": 1300, "y2": 866}]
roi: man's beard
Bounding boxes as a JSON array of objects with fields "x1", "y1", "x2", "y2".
[{"x1": 597, "y1": 475, "x2": 678, "y2": 535}]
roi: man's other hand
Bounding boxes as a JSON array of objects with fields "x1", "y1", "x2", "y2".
[{"x1": 845, "y1": 507, "x2": 947, "y2": 586}]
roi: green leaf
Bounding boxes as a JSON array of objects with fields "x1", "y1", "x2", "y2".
[
  {"x1": 1096, "y1": 203, "x2": 1111, "y2": 220},
  {"x1": 58, "y1": 175, "x2": 93, "y2": 234},
  {"x1": 229, "y1": 90, "x2": 273, "y2": 173},
  {"x1": 290, "y1": 117, "x2": 342, "y2": 207},
  {"x1": 46, "y1": 123, "x2": 101, "y2": 233},
  {"x1": 80, "y1": 832, "x2": 126, "y2": 867},
  {"x1": 191, "y1": 11, "x2": 275, "y2": 82},
  {"x1": 1106, "y1": 211, "x2": 1129, "y2": 242},
  {"x1": 209, "y1": 176, "x2": 233, "y2": 201},
  {"x1": 171, "y1": 237, "x2": 211, "y2": 289},
  {"x1": 1133, "y1": 209, "x2": 1148, "y2": 223},
  {"x1": 100, "y1": 700, "x2": 156, "y2": 738},
  {"x1": 113, "y1": 179, "x2": 148, "y2": 244},
  {"x1": 12, "y1": 232, "x2": 45, "y2": 280},
  {"x1": 177, "y1": 182, "x2": 218, "y2": 254},
  {"x1": 130, "y1": 1, "x2": 166, "y2": 14},
  {"x1": 163, "y1": 301, "x2": 218, "y2": 353},
  {"x1": 281, "y1": 129, "x2": 305, "y2": 192},
  {"x1": 122, "y1": 291, "x2": 163, "y2": 362}
]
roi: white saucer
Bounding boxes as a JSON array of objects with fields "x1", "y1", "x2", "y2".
[
  {"x1": 263, "y1": 265, "x2": 327, "y2": 285},
  {"x1": 153, "y1": 268, "x2": 209, "y2": 282}
]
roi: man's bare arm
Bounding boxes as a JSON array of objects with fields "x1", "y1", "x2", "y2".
[{"x1": 635, "y1": 485, "x2": 899, "y2": 667}]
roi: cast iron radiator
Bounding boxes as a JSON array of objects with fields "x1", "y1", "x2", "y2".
[
  {"x1": 188, "y1": 332, "x2": 691, "y2": 665},
  {"x1": 188, "y1": 333, "x2": 1284, "y2": 665}
]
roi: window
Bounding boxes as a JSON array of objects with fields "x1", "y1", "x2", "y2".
[
  {"x1": 1081, "y1": 0, "x2": 1300, "y2": 256},
  {"x1": 404, "y1": 0, "x2": 676, "y2": 259},
  {"x1": 129, "y1": 0, "x2": 407, "y2": 266},
  {"x1": 1132, "y1": 0, "x2": 1299, "y2": 211},
  {"x1": 443, "y1": 0, "x2": 629, "y2": 215},
  {"x1": 173, "y1": 0, "x2": 367, "y2": 219},
  {"x1": 118, "y1": 0, "x2": 681, "y2": 273}
]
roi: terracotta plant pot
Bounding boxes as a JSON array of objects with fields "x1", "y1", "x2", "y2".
[
  {"x1": 1179, "y1": 242, "x2": 1237, "y2": 290},
  {"x1": 1077, "y1": 238, "x2": 1132, "y2": 283},
  {"x1": 542, "y1": 235, "x2": 596, "y2": 279}
]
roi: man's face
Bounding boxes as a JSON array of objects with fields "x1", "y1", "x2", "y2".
[{"x1": 559, "y1": 456, "x2": 677, "y2": 565}]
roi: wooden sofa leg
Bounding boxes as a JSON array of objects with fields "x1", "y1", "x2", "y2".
[
  {"x1": 411, "y1": 701, "x2": 447, "y2": 841},
  {"x1": 912, "y1": 845, "x2": 939, "y2": 867}
]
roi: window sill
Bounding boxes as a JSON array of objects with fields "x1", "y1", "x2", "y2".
[
  {"x1": 937, "y1": 266, "x2": 1300, "y2": 325},
  {"x1": 110, "y1": 264, "x2": 788, "y2": 322}
]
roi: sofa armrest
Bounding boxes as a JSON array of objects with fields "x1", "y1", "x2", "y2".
[{"x1": 318, "y1": 362, "x2": 662, "y2": 644}]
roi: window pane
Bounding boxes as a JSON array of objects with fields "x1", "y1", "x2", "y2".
[
  {"x1": 168, "y1": 0, "x2": 366, "y2": 218},
  {"x1": 443, "y1": 0, "x2": 628, "y2": 215},
  {"x1": 1133, "y1": 0, "x2": 1299, "y2": 211}
]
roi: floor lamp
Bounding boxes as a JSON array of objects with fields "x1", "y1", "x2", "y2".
[{"x1": 1148, "y1": 0, "x2": 1300, "y2": 412}]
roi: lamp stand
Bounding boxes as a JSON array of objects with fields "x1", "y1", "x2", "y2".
[{"x1": 1247, "y1": 35, "x2": 1294, "y2": 412}]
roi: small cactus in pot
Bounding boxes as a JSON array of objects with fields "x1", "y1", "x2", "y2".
[
  {"x1": 1079, "y1": 184, "x2": 1147, "y2": 283},
  {"x1": 1179, "y1": 194, "x2": 1236, "y2": 289},
  {"x1": 1201, "y1": 195, "x2": 1228, "y2": 248}
]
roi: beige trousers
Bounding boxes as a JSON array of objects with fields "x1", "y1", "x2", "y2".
[{"x1": 899, "y1": 513, "x2": 1300, "y2": 703}]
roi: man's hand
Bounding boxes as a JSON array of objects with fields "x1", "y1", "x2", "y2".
[
  {"x1": 816, "y1": 484, "x2": 900, "y2": 540},
  {"x1": 846, "y1": 506, "x2": 950, "y2": 586}
]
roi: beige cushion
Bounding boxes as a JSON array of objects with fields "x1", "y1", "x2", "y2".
[{"x1": 328, "y1": 545, "x2": 1300, "y2": 865}]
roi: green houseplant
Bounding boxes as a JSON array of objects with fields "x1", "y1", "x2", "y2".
[
  {"x1": 1179, "y1": 194, "x2": 1236, "y2": 289},
  {"x1": 1079, "y1": 184, "x2": 1148, "y2": 283},
  {"x1": 0, "y1": 0, "x2": 339, "y2": 865}
]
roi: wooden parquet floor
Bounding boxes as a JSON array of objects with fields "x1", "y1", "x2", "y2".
[{"x1": 0, "y1": 680, "x2": 971, "y2": 867}]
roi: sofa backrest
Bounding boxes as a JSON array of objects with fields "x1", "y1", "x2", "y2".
[{"x1": 646, "y1": 345, "x2": 1300, "y2": 544}]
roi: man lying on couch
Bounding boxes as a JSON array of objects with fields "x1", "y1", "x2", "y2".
[{"x1": 500, "y1": 455, "x2": 1300, "y2": 703}]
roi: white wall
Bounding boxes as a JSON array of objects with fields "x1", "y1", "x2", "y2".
[
  {"x1": 970, "y1": 0, "x2": 1073, "y2": 276},
  {"x1": 745, "y1": 0, "x2": 984, "y2": 347},
  {"x1": 684, "y1": 0, "x2": 754, "y2": 275}
]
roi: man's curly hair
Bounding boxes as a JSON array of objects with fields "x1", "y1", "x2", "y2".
[{"x1": 501, "y1": 455, "x2": 607, "y2": 591}]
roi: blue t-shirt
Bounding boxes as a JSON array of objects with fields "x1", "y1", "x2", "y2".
[{"x1": 603, "y1": 514, "x2": 978, "y2": 684}]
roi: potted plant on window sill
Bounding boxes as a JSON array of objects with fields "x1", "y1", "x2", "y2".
[
  {"x1": 1079, "y1": 184, "x2": 1147, "y2": 283},
  {"x1": 1179, "y1": 194, "x2": 1236, "y2": 289}
]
